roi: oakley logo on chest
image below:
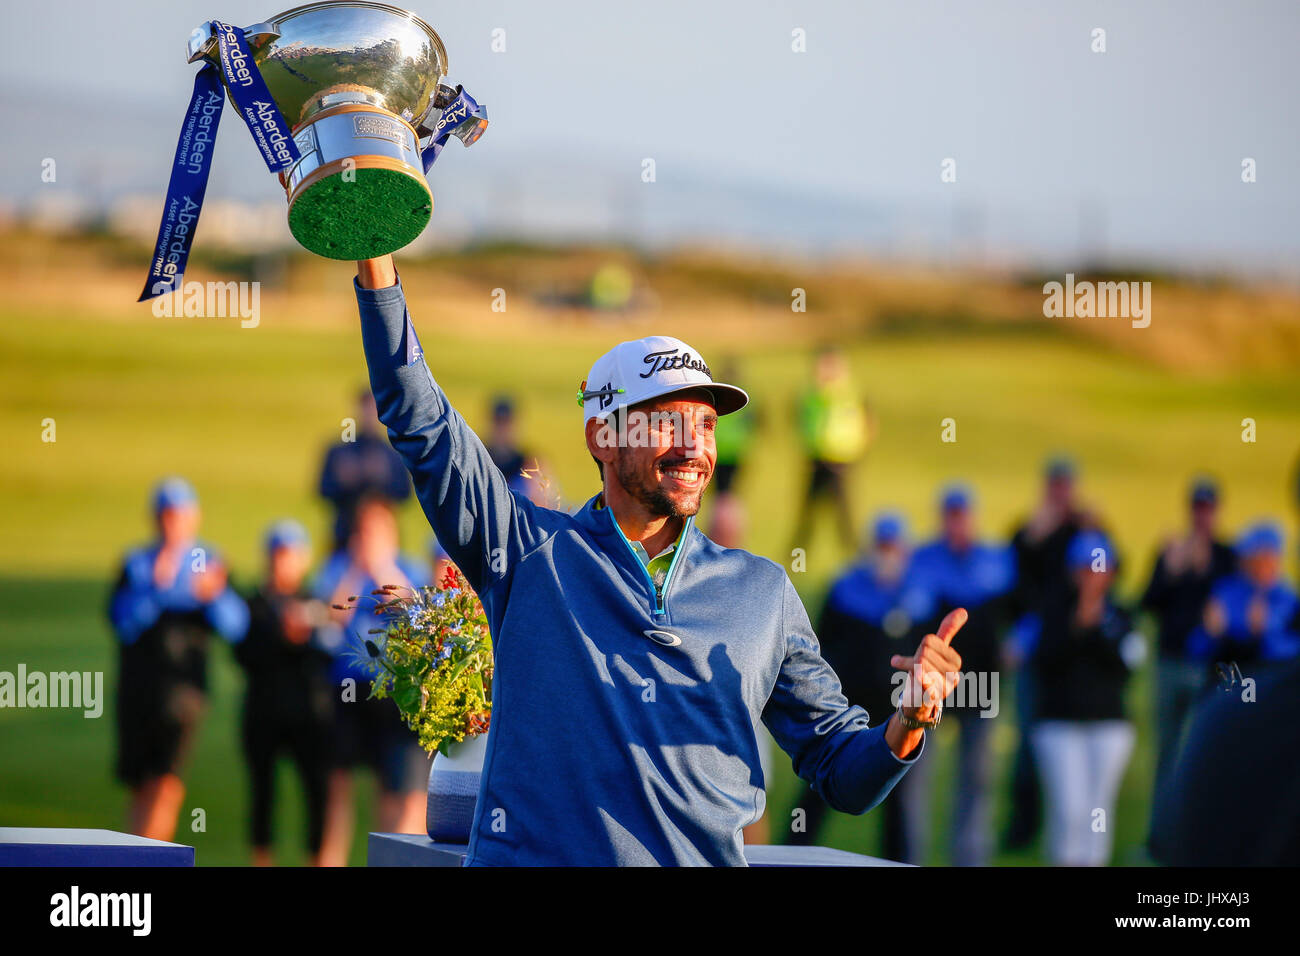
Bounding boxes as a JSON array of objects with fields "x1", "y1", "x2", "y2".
[{"x1": 643, "y1": 628, "x2": 682, "y2": 647}]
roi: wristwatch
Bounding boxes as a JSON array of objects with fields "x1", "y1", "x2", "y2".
[{"x1": 896, "y1": 703, "x2": 942, "y2": 731}]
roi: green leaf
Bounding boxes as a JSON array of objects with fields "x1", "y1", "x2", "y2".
[{"x1": 393, "y1": 681, "x2": 421, "y2": 713}]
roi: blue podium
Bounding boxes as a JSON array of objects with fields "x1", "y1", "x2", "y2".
[
  {"x1": 367, "y1": 832, "x2": 908, "y2": 867},
  {"x1": 0, "y1": 828, "x2": 195, "y2": 867}
]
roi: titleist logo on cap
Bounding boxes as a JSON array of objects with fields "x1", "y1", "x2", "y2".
[{"x1": 640, "y1": 349, "x2": 712, "y2": 379}]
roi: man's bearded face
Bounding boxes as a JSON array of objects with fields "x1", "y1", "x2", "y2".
[{"x1": 608, "y1": 394, "x2": 718, "y2": 518}]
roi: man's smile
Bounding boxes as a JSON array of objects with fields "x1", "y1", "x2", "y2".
[{"x1": 659, "y1": 462, "x2": 709, "y2": 488}]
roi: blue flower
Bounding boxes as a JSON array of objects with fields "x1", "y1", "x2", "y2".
[{"x1": 341, "y1": 628, "x2": 384, "y2": 674}]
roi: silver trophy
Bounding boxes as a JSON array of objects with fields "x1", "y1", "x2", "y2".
[{"x1": 186, "y1": 1, "x2": 486, "y2": 260}]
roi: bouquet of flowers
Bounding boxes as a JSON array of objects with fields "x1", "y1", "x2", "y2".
[{"x1": 336, "y1": 566, "x2": 492, "y2": 756}]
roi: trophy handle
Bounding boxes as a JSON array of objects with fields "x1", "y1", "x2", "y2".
[{"x1": 187, "y1": 22, "x2": 280, "y2": 64}]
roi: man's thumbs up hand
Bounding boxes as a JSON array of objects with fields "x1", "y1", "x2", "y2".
[{"x1": 890, "y1": 607, "x2": 967, "y2": 720}]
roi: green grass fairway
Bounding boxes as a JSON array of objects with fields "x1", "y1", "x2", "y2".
[{"x1": 2, "y1": 268, "x2": 1297, "y2": 865}]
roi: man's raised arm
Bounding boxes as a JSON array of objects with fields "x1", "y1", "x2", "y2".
[
  {"x1": 353, "y1": 255, "x2": 547, "y2": 599},
  {"x1": 356, "y1": 256, "x2": 398, "y2": 292}
]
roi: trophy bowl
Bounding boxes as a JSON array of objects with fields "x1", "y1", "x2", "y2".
[{"x1": 187, "y1": 2, "x2": 480, "y2": 260}]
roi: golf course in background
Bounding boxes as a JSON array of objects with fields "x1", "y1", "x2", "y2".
[{"x1": 2, "y1": 233, "x2": 1298, "y2": 865}]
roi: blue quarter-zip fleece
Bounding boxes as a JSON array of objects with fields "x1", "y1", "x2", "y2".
[{"x1": 355, "y1": 277, "x2": 923, "y2": 866}]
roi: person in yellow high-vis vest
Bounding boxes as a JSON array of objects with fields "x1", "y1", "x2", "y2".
[{"x1": 791, "y1": 347, "x2": 873, "y2": 553}]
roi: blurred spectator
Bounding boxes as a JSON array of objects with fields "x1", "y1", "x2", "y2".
[
  {"x1": 485, "y1": 395, "x2": 528, "y2": 482},
  {"x1": 1141, "y1": 477, "x2": 1236, "y2": 835},
  {"x1": 910, "y1": 484, "x2": 1016, "y2": 866},
  {"x1": 318, "y1": 388, "x2": 411, "y2": 550},
  {"x1": 1028, "y1": 531, "x2": 1143, "y2": 866},
  {"x1": 484, "y1": 394, "x2": 548, "y2": 502},
  {"x1": 1149, "y1": 654, "x2": 1300, "y2": 866},
  {"x1": 235, "y1": 520, "x2": 333, "y2": 866},
  {"x1": 1010, "y1": 457, "x2": 1104, "y2": 617},
  {"x1": 788, "y1": 512, "x2": 934, "y2": 861},
  {"x1": 587, "y1": 262, "x2": 635, "y2": 312},
  {"x1": 790, "y1": 347, "x2": 873, "y2": 553},
  {"x1": 1188, "y1": 521, "x2": 1300, "y2": 672},
  {"x1": 707, "y1": 358, "x2": 760, "y2": 550},
  {"x1": 313, "y1": 494, "x2": 432, "y2": 866},
  {"x1": 107, "y1": 478, "x2": 249, "y2": 841},
  {"x1": 1003, "y1": 455, "x2": 1098, "y2": 850}
]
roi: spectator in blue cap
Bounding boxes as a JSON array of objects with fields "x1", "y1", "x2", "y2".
[
  {"x1": 1028, "y1": 530, "x2": 1143, "y2": 865},
  {"x1": 234, "y1": 519, "x2": 334, "y2": 866},
  {"x1": 1141, "y1": 476, "x2": 1236, "y2": 852},
  {"x1": 1189, "y1": 521, "x2": 1300, "y2": 670},
  {"x1": 152, "y1": 475, "x2": 197, "y2": 514},
  {"x1": 873, "y1": 511, "x2": 906, "y2": 546},
  {"x1": 788, "y1": 510, "x2": 937, "y2": 862},
  {"x1": 108, "y1": 478, "x2": 248, "y2": 842},
  {"x1": 909, "y1": 483, "x2": 1017, "y2": 865}
]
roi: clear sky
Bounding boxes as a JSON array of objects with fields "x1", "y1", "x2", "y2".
[{"x1": 3, "y1": 0, "x2": 1297, "y2": 274}]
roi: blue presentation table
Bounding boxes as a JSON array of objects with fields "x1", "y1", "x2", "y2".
[
  {"x1": 367, "y1": 832, "x2": 909, "y2": 867},
  {"x1": 0, "y1": 828, "x2": 194, "y2": 867}
]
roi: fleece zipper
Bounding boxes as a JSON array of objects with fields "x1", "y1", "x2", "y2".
[{"x1": 608, "y1": 510, "x2": 693, "y2": 621}]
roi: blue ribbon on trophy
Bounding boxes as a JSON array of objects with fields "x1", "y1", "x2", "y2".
[
  {"x1": 139, "y1": 5, "x2": 488, "y2": 304},
  {"x1": 210, "y1": 21, "x2": 300, "y2": 172},
  {"x1": 137, "y1": 21, "x2": 298, "y2": 302},
  {"x1": 421, "y1": 86, "x2": 488, "y2": 173}
]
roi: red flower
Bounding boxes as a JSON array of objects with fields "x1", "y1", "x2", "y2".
[{"x1": 440, "y1": 564, "x2": 462, "y2": 591}]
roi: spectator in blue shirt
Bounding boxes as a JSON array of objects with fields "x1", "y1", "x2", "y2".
[
  {"x1": 1189, "y1": 521, "x2": 1300, "y2": 673},
  {"x1": 909, "y1": 484, "x2": 1016, "y2": 865},
  {"x1": 312, "y1": 493, "x2": 431, "y2": 866},
  {"x1": 107, "y1": 477, "x2": 248, "y2": 842},
  {"x1": 789, "y1": 512, "x2": 936, "y2": 862}
]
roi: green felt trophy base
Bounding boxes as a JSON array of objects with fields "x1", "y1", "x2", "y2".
[{"x1": 288, "y1": 165, "x2": 433, "y2": 261}]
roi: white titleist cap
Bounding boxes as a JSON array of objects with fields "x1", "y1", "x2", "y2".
[{"x1": 578, "y1": 335, "x2": 749, "y2": 423}]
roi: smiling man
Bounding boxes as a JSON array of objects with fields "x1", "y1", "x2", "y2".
[{"x1": 353, "y1": 254, "x2": 965, "y2": 866}]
